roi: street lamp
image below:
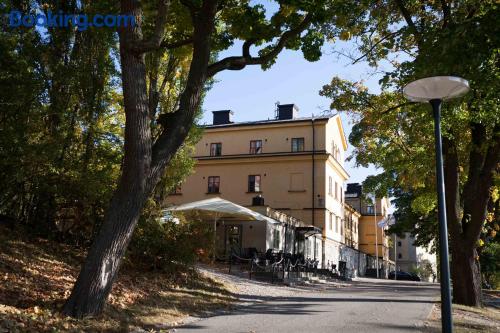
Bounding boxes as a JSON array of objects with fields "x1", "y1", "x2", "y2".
[{"x1": 403, "y1": 76, "x2": 470, "y2": 333}]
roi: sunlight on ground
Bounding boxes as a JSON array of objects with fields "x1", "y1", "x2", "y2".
[
  {"x1": 424, "y1": 301, "x2": 500, "y2": 333},
  {"x1": 0, "y1": 226, "x2": 236, "y2": 332}
]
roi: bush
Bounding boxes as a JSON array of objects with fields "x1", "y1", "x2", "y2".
[
  {"x1": 127, "y1": 213, "x2": 213, "y2": 270},
  {"x1": 480, "y1": 241, "x2": 500, "y2": 289}
]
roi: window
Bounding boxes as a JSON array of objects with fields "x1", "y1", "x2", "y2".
[
  {"x1": 340, "y1": 187, "x2": 343, "y2": 202},
  {"x1": 332, "y1": 141, "x2": 341, "y2": 160},
  {"x1": 334, "y1": 182, "x2": 338, "y2": 200},
  {"x1": 207, "y1": 176, "x2": 220, "y2": 193},
  {"x1": 366, "y1": 205, "x2": 374, "y2": 214},
  {"x1": 291, "y1": 137, "x2": 304, "y2": 152},
  {"x1": 398, "y1": 253, "x2": 402, "y2": 259},
  {"x1": 397, "y1": 241, "x2": 402, "y2": 247},
  {"x1": 336, "y1": 216, "x2": 340, "y2": 233},
  {"x1": 329, "y1": 213, "x2": 333, "y2": 230},
  {"x1": 328, "y1": 177, "x2": 333, "y2": 196},
  {"x1": 273, "y1": 229, "x2": 280, "y2": 249},
  {"x1": 210, "y1": 142, "x2": 222, "y2": 156},
  {"x1": 248, "y1": 175, "x2": 261, "y2": 192},
  {"x1": 249, "y1": 140, "x2": 262, "y2": 154}
]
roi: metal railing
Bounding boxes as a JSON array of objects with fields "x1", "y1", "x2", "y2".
[{"x1": 229, "y1": 253, "x2": 323, "y2": 284}]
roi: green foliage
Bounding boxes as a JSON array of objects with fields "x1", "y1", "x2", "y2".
[
  {"x1": 128, "y1": 214, "x2": 213, "y2": 270},
  {"x1": 389, "y1": 189, "x2": 438, "y2": 250},
  {"x1": 0, "y1": 0, "x2": 122, "y2": 239},
  {"x1": 0, "y1": 0, "x2": 202, "y2": 241},
  {"x1": 320, "y1": 1, "x2": 500, "y2": 251},
  {"x1": 480, "y1": 241, "x2": 500, "y2": 289},
  {"x1": 410, "y1": 260, "x2": 435, "y2": 282}
]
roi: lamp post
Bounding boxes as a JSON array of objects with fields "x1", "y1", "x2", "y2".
[
  {"x1": 374, "y1": 195, "x2": 379, "y2": 278},
  {"x1": 403, "y1": 76, "x2": 470, "y2": 333}
]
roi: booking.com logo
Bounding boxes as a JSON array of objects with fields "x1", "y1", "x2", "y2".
[{"x1": 8, "y1": 10, "x2": 136, "y2": 31}]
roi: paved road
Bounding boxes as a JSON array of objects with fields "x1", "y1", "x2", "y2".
[{"x1": 176, "y1": 278, "x2": 439, "y2": 333}]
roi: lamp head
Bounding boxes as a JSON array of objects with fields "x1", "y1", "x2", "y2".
[{"x1": 403, "y1": 76, "x2": 470, "y2": 102}]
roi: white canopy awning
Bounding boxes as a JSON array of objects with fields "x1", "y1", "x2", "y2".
[{"x1": 164, "y1": 197, "x2": 279, "y2": 224}]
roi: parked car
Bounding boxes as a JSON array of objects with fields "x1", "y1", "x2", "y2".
[{"x1": 388, "y1": 271, "x2": 421, "y2": 281}]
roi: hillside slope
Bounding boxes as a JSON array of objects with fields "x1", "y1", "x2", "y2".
[{"x1": 0, "y1": 226, "x2": 235, "y2": 332}]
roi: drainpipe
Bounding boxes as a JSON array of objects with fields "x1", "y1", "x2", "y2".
[
  {"x1": 312, "y1": 116, "x2": 323, "y2": 267},
  {"x1": 311, "y1": 116, "x2": 315, "y2": 227}
]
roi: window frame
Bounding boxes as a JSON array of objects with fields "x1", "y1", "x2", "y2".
[
  {"x1": 210, "y1": 142, "x2": 222, "y2": 156},
  {"x1": 249, "y1": 140, "x2": 263, "y2": 154},
  {"x1": 291, "y1": 137, "x2": 305, "y2": 152},
  {"x1": 248, "y1": 174, "x2": 261, "y2": 192},
  {"x1": 207, "y1": 176, "x2": 220, "y2": 193}
]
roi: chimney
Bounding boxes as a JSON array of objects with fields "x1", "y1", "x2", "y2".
[
  {"x1": 277, "y1": 104, "x2": 299, "y2": 120},
  {"x1": 212, "y1": 110, "x2": 233, "y2": 125},
  {"x1": 345, "y1": 183, "x2": 362, "y2": 198}
]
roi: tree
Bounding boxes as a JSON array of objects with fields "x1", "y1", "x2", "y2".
[
  {"x1": 320, "y1": 1, "x2": 499, "y2": 306},
  {"x1": 63, "y1": 0, "x2": 343, "y2": 317},
  {"x1": 0, "y1": 0, "x2": 122, "y2": 240}
]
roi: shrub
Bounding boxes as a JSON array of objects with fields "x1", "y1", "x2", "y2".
[{"x1": 128, "y1": 213, "x2": 213, "y2": 270}]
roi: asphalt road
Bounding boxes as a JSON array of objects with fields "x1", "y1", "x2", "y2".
[{"x1": 175, "y1": 278, "x2": 439, "y2": 333}]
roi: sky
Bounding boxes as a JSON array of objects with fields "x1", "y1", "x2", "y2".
[{"x1": 200, "y1": 40, "x2": 387, "y2": 185}]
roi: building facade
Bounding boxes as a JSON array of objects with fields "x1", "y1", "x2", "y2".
[
  {"x1": 167, "y1": 104, "x2": 350, "y2": 268},
  {"x1": 344, "y1": 183, "x2": 391, "y2": 261},
  {"x1": 343, "y1": 203, "x2": 360, "y2": 249}
]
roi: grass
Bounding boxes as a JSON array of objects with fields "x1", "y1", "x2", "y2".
[
  {"x1": 0, "y1": 226, "x2": 237, "y2": 332},
  {"x1": 424, "y1": 299, "x2": 500, "y2": 333}
]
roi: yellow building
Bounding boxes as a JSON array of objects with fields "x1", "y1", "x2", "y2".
[
  {"x1": 343, "y1": 203, "x2": 361, "y2": 249},
  {"x1": 168, "y1": 104, "x2": 350, "y2": 267},
  {"x1": 344, "y1": 183, "x2": 391, "y2": 261}
]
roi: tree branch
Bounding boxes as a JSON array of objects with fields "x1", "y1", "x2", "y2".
[
  {"x1": 442, "y1": 137, "x2": 464, "y2": 242},
  {"x1": 441, "y1": 0, "x2": 451, "y2": 28},
  {"x1": 149, "y1": 0, "x2": 219, "y2": 185},
  {"x1": 180, "y1": 0, "x2": 199, "y2": 21},
  {"x1": 463, "y1": 122, "x2": 500, "y2": 247},
  {"x1": 464, "y1": 123, "x2": 500, "y2": 244},
  {"x1": 206, "y1": 13, "x2": 313, "y2": 77},
  {"x1": 160, "y1": 37, "x2": 193, "y2": 49},
  {"x1": 127, "y1": 0, "x2": 171, "y2": 54},
  {"x1": 395, "y1": 0, "x2": 421, "y2": 45},
  {"x1": 352, "y1": 30, "x2": 402, "y2": 65},
  {"x1": 380, "y1": 101, "x2": 415, "y2": 114}
]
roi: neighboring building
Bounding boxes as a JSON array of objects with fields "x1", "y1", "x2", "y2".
[
  {"x1": 388, "y1": 234, "x2": 437, "y2": 281},
  {"x1": 343, "y1": 203, "x2": 360, "y2": 249},
  {"x1": 167, "y1": 104, "x2": 350, "y2": 268},
  {"x1": 390, "y1": 233, "x2": 418, "y2": 272},
  {"x1": 344, "y1": 183, "x2": 391, "y2": 262}
]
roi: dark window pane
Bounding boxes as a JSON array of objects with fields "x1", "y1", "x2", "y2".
[
  {"x1": 210, "y1": 143, "x2": 222, "y2": 156},
  {"x1": 250, "y1": 140, "x2": 262, "y2": 154},
  {"x1": 208, "y1": 176, "x2": 220, "y2": 193},
  {"x1": 248, "y1": 175, "x2": 261, "y2": 192},
  {"x1": 291, "y1": 138, "x2": 304, "y2": 152}
]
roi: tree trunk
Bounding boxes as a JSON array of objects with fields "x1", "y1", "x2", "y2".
[
  {"x1": 451, "y1": 245, "x2": 482, "y2": 306},
  {"x1": 63, "y1": 0, "x2": 219, "y2": 318},
  {"x1": 63, "y1": 0, "x2": 152, "y2": 317}
]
